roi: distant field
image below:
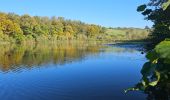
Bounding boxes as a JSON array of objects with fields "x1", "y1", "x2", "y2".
[
  {"x1": 104, "y1": 28, "x2": 149, "y2": 41},
  {"x1": 106, "y1": 28, "x2": 148, "y2": 35},
  {"x1": 106, "y1": 29, "x2": 126, "y2": 35}
]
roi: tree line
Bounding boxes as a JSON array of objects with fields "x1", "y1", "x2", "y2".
[
  {"x1": 0, "y1": 12, "x2": 150, "y2": 44},
  {"x1": 0, "y1": 12, "x2": 106, "y2": 43}
]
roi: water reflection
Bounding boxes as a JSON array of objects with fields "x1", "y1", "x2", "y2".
[
  {"x1": 0, "y1": 42, "x2": 146, "y2": 100},
  {"x1": 0, "y1": 42, "x2": 141, "y2": 72},
  {"x1": 0, "y1": 42, "x2": 104, "y2": 72}
]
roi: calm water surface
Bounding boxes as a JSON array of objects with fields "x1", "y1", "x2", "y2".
[{"x1": 0, "y1": 43, "x2": 147, "y2": 100}]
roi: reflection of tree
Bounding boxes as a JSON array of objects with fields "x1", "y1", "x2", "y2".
[
  {"x1": 0, "y1": 42, "x2": 142, "y2": 72},
  {"x1": 0, "y1": 42, "x2": 102, "y2": 72}
]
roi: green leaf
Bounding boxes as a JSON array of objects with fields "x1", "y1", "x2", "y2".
[
  {"x1": 124, "y1": 87, "x2": 139, "y2": 93},
  {"x1": 149, "y1": 71, "x2": 160, "y2": 86},
  {"x1": 162, "y1": 0, "x2": 170, "y2": 10},
  {"x1": 155, "y1": 41, "x2": 170, "y2": 64},
  {"x1": 146, "y1": 50, "x2": 158, "y2": 62},
  {"x1": 142, "y1": 9, "x2": 152, "y2": 16},
  {"x1": 141, "y1": 62, "x2": 156, "y2": 77},
  {"x1": 137, "y1": 4, "x2": 147, "y2": 12}
]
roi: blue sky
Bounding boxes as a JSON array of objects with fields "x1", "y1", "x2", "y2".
[{"x1": 0, "y1": 0, "x2": 152, "y2": 28}]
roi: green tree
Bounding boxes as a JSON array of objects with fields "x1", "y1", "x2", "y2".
[
  {"x1": 64, "y1": 25, "x2": 74, "y2": 40},
  {"x1": 126, "y1": 1, "x2": 170, "y2": 100},
  {"x1": 0, "y1": 13, "x2": 23, "y2": 36},
  {"x1": 137, "y1": 0, "x2": 170, "y2": 46},
  {"x1": 20, "y1": 14, "x2": 37, "y2": 35},
  {"x1": 51, "y1": 17, "x2": 64, "y2": 36}
]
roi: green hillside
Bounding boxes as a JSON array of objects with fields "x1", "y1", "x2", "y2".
[{"x1": 104, "y1": 28, "x2": 149, "y2": 41}]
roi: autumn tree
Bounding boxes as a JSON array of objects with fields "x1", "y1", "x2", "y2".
[
  {"x1": 20, "y1": 14, "x2": 37, "y2": 35},
  {"x1": 0, "y1": 13, "x2": 23, "y2": 36}
]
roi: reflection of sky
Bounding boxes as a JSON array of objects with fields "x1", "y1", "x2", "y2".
[{"x1": 100, "y1": 45, "x2": 146, "y2": 62}]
